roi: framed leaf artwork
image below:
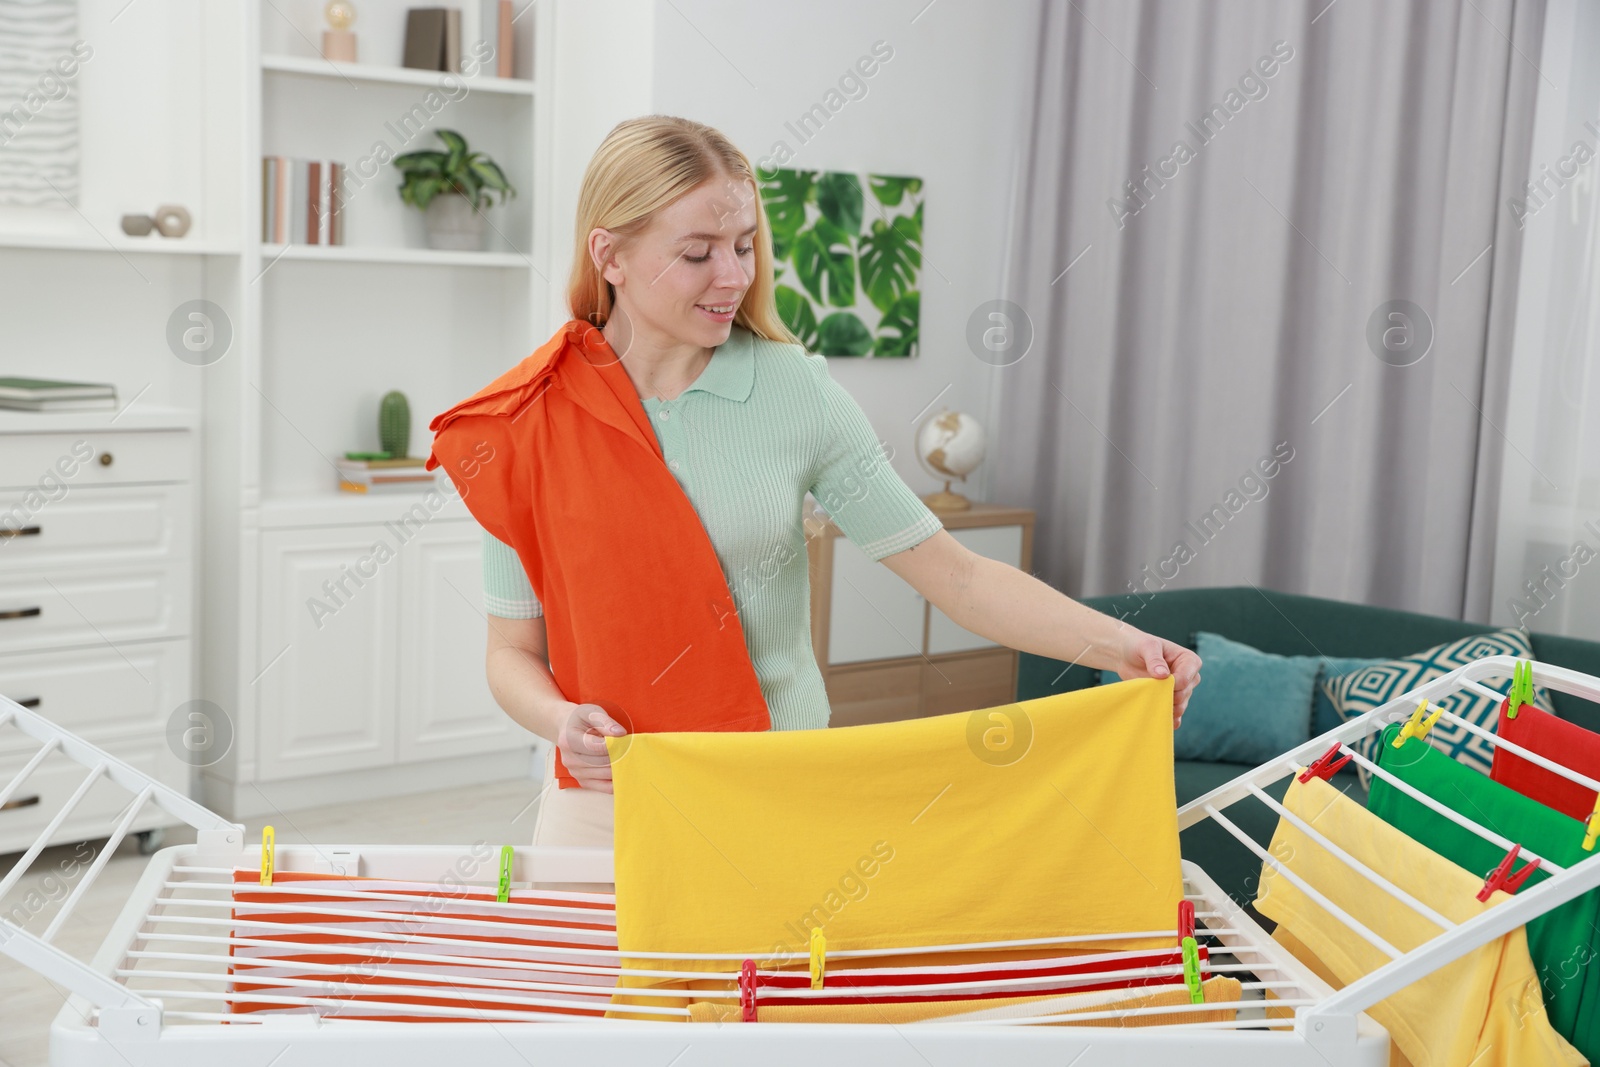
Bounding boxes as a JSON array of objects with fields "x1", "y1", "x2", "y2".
[{"x1": 760, "y1": 168, "x2": 923, "y2": 357}]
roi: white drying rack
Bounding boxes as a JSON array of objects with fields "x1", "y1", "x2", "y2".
[{"x1": 1, "y1": 653, "x2": 1598, "y2": 1066}]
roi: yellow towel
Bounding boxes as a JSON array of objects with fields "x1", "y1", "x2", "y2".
[
  {"x1": 607, "y1": 678, "x2": 1184, "y2": 1018},
  {"x1": 1254, "y1": 776, "x2": 1586, "y2": 1067},
  {"x1": 686, "y1": 974, "x2": 1241, "y2": 1025}
]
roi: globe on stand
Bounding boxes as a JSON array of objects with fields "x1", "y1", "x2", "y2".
[{"x1": 915, "y1": 408, "x2": 986, "y2": 512}]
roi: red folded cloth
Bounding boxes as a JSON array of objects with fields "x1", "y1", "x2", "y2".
[{"x1": 1490, "y1": 698, "x2": 1600, "y2": 822}]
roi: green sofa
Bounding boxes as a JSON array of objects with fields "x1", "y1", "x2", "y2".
[{"x1": 1015, "y1": 586, "x2": 1600, "y2": 911}]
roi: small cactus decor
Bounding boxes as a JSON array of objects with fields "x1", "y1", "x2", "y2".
[{"x1": 378, "y1": 390, "x2": 411, "y2": 458}]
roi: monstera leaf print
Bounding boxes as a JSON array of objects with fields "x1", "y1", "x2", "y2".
[
  {"x1": 792, "y1": 216, "x2": 857, "y2": 309},
  {"x1": 761, "y1": 167, "x2": 923, "y2": 357},
  {"x1": 774, "y1": 284, "x2": 819, "y2": 349}
]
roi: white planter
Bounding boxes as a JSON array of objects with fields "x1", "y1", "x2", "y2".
[{"x1": 424, "y1": 193, "x2": 488, "y2": 251}]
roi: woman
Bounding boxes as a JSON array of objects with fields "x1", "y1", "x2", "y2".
[{"x1": 427, "y1": 116, "x2": 1200, "y2": 851}]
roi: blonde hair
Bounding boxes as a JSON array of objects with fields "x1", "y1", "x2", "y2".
[{"x1": 567, "y1": 115, "x2": 798, "y2": 346}]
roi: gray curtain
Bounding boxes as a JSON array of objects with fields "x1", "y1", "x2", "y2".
[{"x1": 993, "y1": 0, "x2": 1546, "y2": 620}]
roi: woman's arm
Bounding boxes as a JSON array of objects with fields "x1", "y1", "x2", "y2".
[
  {"x1": 485, "y1": 615, "x2": 625, "y2": 790},
  {"x1": 878, "y1": 530, "x2": 1201, "y2": 723}
]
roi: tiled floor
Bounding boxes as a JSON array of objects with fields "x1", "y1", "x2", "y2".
[{"x1": 0, "y1": 774, "x2": 545, "y2": 1067}]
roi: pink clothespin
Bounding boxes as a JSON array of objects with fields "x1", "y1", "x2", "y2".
[{"x1": 1477, "y1": 844, "x2": 1541, "y2": 902}]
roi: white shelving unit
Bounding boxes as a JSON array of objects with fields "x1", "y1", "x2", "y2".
[{"x1": 190, "y1": 0, "x2": 557, "y2": 818}]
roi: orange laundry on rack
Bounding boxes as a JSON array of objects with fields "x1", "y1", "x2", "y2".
[
  {"x1": 1489, "y1": 699, "x2": 1600, "y2": 822},
  {"x1": 605, "y1": 678, "x2": 1186, "y2": 1019},
  {"x1": 1253, "y1": 776, "x2": 1586, "y2": 1067}
]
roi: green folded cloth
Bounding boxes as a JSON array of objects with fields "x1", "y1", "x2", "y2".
[{"x1": 1368, "y1": 722, "x2": 1600, "y2": 1061}]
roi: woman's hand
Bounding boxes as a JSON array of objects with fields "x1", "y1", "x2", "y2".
[
  {"x1": 1112, "y1": 631, "x2": 1202, "y2": 729},
  {"x1": 556, "y1": 703, "x2": 628, "y2": 792}
]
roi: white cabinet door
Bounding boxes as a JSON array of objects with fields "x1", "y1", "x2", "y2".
[
  {"x1": 926, "y1": 525, "x2": 1025, "y2": 655},
  {"x1": 827, "y1": 535, "x2": 928, "y2": 665},
  {"x1": 396, "y1": 523, "x2": 525, "y2": 762},
  {"x1": 257, "y1": 527, "x2": 398, "y2": 780}
]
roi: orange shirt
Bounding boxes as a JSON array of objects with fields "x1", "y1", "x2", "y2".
[{"x1": 426, "y1": 320, "x2": 770, "y2": 788}]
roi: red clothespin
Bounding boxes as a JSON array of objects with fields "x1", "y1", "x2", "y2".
[
  {"x1": 1298, "y1": 743, "x2": 1352, "y2": 784},
  {"x1": 1477, "y1": 844, "x2": 1541, "y2": 902},
  {"x1": 1177, "y1": 899, "x2": 1195, "y2": 941},
  {"x1": 739, "y1": 958, "x2": 758, "y2": 1022}
]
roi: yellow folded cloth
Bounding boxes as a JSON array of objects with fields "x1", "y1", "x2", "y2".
[
  {"x1": 687, "y1": 975, "x2": 1242, "y2": 1025},
  {"x1": 607, "y1": 678, "x2": 1184, "y2": 1018},
  {"x1": 1254, "y1": 776, "x2": 1586, "y2": 1067}
]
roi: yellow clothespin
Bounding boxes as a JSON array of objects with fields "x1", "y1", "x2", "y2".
[
  {"x1": 1393, "y1": 700, "x2": 1442, "y2": 748},
  {"x1": 260, "y1": 825, "x2": 275, "y2": 887},
  {"x1": 809, "y1": 927, "x2": 826, "y2": 990},
  {"x1": 1583, "y1": 796, "x2": 1600, "y2": 852}
]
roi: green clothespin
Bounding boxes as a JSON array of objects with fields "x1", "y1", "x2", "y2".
[
  {"x1": 1181, "y1": 935, "x2": 1203, "y2": 1004},
  {"x1": 496, "y1": 845, "x2": 514, "y2": 903},
  {"x1": 1507, "y1": 660, "x2": 1535, "y2": 720}
]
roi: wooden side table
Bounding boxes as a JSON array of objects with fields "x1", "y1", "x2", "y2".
[{"x1": 805, "y1": 503, "x2": 1036, "y2": 727}]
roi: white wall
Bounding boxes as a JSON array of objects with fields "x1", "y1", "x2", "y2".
[{"x1": 644, "y1": 0, "x2": 1037, "y2": 499}]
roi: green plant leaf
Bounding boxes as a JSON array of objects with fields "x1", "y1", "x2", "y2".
[
  {"x1": 874, "y1": 291, "x2": 919, "y2": 357},
  {"x1": 436, "y1": 129, "x2": 468, "y2": 172},
  {"x1": 392, "y1": 150, "x2": 447, "y2": 174},
  {"x1": 869, "y1": 175, "x2": 922, "y2": 207},
  {"x1": 816, "y1": 173, "x2": 864, "y2": 237},
  {"x1": 760, "y1": 169, "x2": 816, "y2": 262},
  {"x1": 792, "y1": 217, "x2": 857, "y2": 308},
  {"x1": 817, "y1": 311, "x2": 873, "y2": 356},
  {"x1": 469, "y1": 157, "x2": 516, "y2": 205},
  {"x1": 859, "y1": 216, "x2": 922, "y2": 314},
  {"x1": 774, "y1": 285, "x2": 819, "y2": 349}
]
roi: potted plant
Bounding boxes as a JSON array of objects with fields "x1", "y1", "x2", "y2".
[{"x1": 393, "y1": 129, "x2": 516, "y2": 251}]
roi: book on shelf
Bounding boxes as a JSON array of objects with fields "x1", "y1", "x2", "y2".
[
  {"x1": 336, "y1": 456, "x2": 438, "y2": 494},
  {"x1": 0, "y1": 377, "x2": 117, "y2": 411},
  {"x1": 403, "y1": 8, "x2": 462, "y2": 73},
  {"x1": 262, "y1": 156, "x2": 345, "y2": 246}
]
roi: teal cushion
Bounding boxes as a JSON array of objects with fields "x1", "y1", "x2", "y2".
[
  {"x1": 1311, "y1": 655, "x2": 1384, "y2": 736},
  {"x1": 1323, "y1": 627, "x2": 1558, "y2": 786},
  {"x1": 1105, "y1": 632, "x2": 1318, "y2": 764}
]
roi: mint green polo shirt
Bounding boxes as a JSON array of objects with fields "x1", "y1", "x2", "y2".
[{"x1": 480, "y1": 323, "x2": 944, "y2": 731}]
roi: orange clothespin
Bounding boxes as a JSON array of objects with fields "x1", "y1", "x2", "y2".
[
  {"x1": 1477, "y1": 844, "x2": 1541, "y2": 902},
  {"x1": 1394, "y1": 700, "x2": 1443, "y2": 748},
  {"x1": 1299, "y1": 743, "x2": 1352, "y2": 784}
]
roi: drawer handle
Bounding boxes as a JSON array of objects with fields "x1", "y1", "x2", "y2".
[
  {"x1": 98, "y1": 452, "x2": 114, "y2": 467},
  {"x1": 17, "y1": 696, "x2": 40, "y2": 709},
  {"x1": 1, "y1": 794, "x2": 40, "y2": 812},
  {"x1": 0, "y1": 526, "x2": 40, "y2": 538},
  {"x1": 0, "y1": 607, "x2": 41, "y2": 620}
]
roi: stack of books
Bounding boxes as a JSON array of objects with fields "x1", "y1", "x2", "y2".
[
  {"x1": 262, "y1": 157, "x2": 345, "y2": 245},
  {"x1": 0, "y1": 377, "x2": 117, "y2": 412},
  {"x1": 337, "y1": 455, "x2": 438, "y2": 494},
  {"x1": 405, "y1": 3, "x2": 517, "y2": 78}
]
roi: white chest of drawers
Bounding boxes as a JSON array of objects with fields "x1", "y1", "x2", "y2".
[{"x1": 0, "y1": 409, "x2": 195, "y2": 855}]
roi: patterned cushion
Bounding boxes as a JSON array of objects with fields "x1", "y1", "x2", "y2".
[{"x1": 1322, "y1": 629, "x2": 1556, "y2": 787}]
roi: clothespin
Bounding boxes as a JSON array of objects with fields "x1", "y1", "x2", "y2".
[
  {"x1": 739, "y1": 958, "x2": 758, "y2": 1022},
  {"x1": 809, "y1": 927, "x2": 826, "y2": 990},
  {"x1": 1178, "y1": 899, "x2": 1202, "y2": 1004},
  {"x1": 1298, "y1": 743, "x2": 1352, "y2": 784},
  {"x1": 497, "y1": 845, "x2": 514, "y2": 903},
  {"x1": 1477, "y1": 844, "x2": 1541, "y2": 902},
  {"x1": 1393, "y1": 700, "x2": 1443, "y2": 748},
  {"x1": 259, "y1": 825, "x2": 275, "y2": 887},
  {"x1": 1584, "y1": 796, "x2": 1600, "y2": 852},
  {"x1": 1506, "y1": 660, "x2": 1536, "y2": 720}
]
